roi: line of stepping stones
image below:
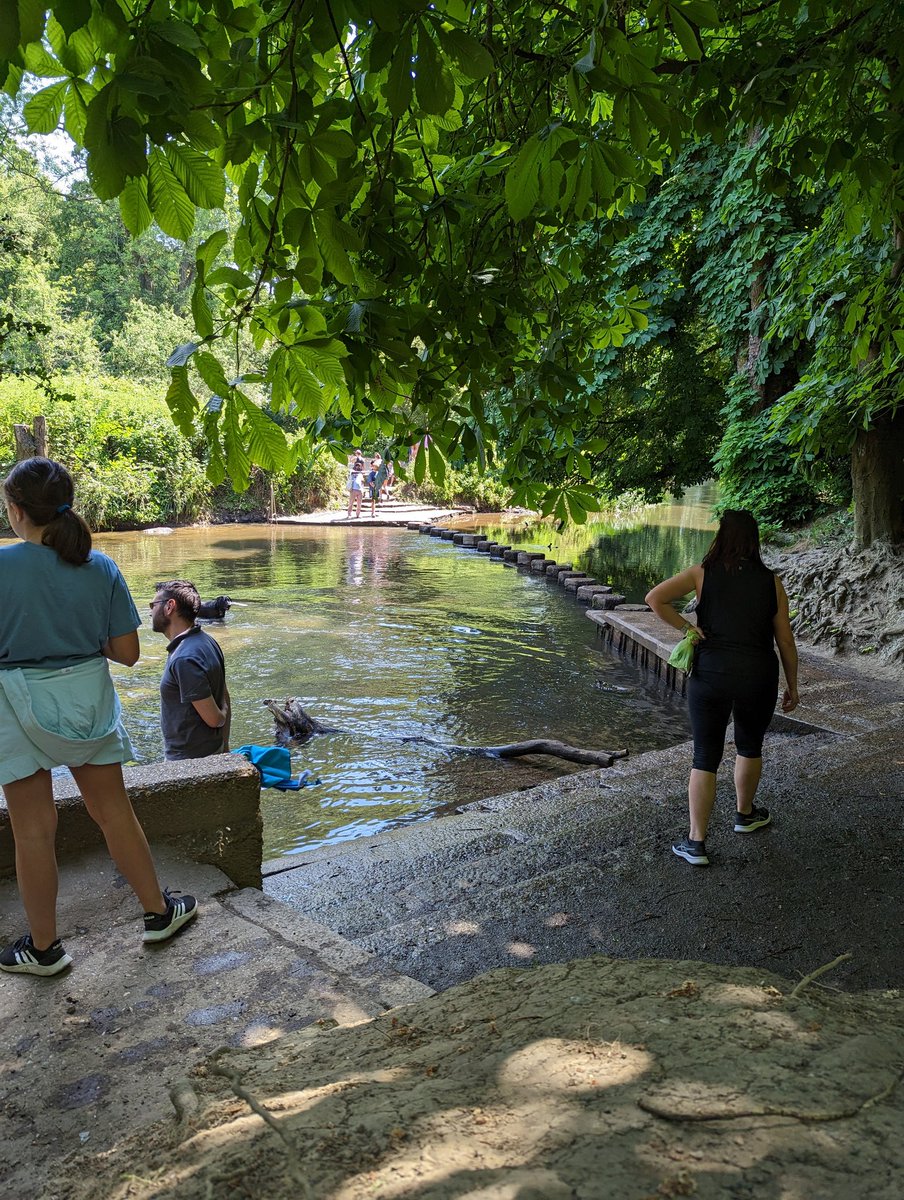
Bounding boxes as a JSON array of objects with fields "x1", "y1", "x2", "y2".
[{"x1": 405, "y1": 521, "x2": 651, "y2": 614}]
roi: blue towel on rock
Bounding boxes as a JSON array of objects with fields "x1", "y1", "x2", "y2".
[{"x1": 232, "y1": 744, "x2": 318, "y2": 790}]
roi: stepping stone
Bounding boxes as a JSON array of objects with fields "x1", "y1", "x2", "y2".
[
  {"x1": 476, "y1": 541, "x2": 496, "y2": 552},
  {"x1": 517, "y1": 551, "x2": 545, "y2": 565},
  {"x1": 503, "y1": 549, "x2": 519, "y2": 562},
  {"x1": 547, "y1": 562, "x2": 572, "y2": 577},
  {"x1": 406, "y1": 522, "x2": 421, "y2": 530},
  {"x1": 592, "y1": 593, "x2": 627, "y2": 609},
  {"x1": 489, "y1": 545, "x2": 510, "y2": 558},
  {"x1": 616, "y1": 603, "x2": 651, "y2": 612},
  {"x1": 565, "y1": 575, "x2": 596, "y2": 592},
  {"x1": 440, "y1": 529, "x2": 456, "y2": 540},
  {"x1": 576, "y1": 585, "x2": 613, "y2": 602},
  {"x1": 461, "y1": 534, "x2": 480, "y2": 547},
  {"x1": 418, "y1": 524, "x2": 433, "y2": 534},
  {"x1": 557, "y1": 570, "x2": 587, "y2": 585},
  {"x1": 429, "y1": 527, "x2": 445, "y2": 537},
  {"x1": 531, "y1": 558, "x2": 552, "y2": 573},
  {"x1": 453, "y1": 533, "x2": 466, "y2": 544}
]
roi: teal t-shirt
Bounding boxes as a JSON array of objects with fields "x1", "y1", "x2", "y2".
[{"x1": 0, "y1": 541, "x2": 142, "y2": 670}]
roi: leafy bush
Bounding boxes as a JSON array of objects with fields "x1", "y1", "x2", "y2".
[
  {"x1": 714, "y1": 390, "x2": 850, "y2": 537},
  {"x1": 0, "y1": 373, "x2": 352, "y2": 529},
  {"x1": 0, "y1": 374, "x2": 211, "y2": 528},
  {"x1": 401, "y1": 458, "x2": 511, "y2": 510}
]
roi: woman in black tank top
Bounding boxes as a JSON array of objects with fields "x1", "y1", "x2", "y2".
[{"x1": 646, "y1": 510, "x2": 800, "y2": 867}]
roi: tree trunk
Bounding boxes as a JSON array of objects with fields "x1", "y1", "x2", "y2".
[
  {"x1": 851, "y1": 408, "x2": 904, "y2": 547},
  {"x1": 12, "y1": 416, "x2": 47, "y2": 460}
]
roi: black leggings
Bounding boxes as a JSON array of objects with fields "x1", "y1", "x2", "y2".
[{"x1": 687, "y1": 652, "x2": 779, "y2": 773}]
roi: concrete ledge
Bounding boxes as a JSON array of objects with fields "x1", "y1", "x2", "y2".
[{"x1": 0, "y1": 755, "x2": 263, "y2": 889}]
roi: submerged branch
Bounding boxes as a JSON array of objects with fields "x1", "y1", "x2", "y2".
[{"x1": 263, "y1": 698, "x2": 628, "y2": 766}]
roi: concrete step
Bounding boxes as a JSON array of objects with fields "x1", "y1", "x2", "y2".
[{"x1": 263, "y1": 720, "x2": 887, "y2": 949}]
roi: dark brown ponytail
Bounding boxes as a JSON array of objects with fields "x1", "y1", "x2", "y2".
[
  {"x1": 3, "y1": 457, "x2": 92, "y2": 566},
  {"x1": 702, "y1": 509, "x2": 766, "y2": 573}
]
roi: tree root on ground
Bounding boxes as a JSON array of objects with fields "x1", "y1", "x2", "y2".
[
  {"x1": 788, "y1": 951, "x2": 853, "y2": 999},
  {"x1": 773, "y1": 542, "x2": 904, "y2": 665},
  {"x1": 637, "y1": 1067, "x2": 904, "y2": 1124}
]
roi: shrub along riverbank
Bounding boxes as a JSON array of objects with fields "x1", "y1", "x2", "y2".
[{"x1": 0, "y1": 374, "x2": 510, "y2": 530}]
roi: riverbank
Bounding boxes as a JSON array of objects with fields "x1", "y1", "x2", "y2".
[{"x1": 15, "y1": 635, "x2": 902, "y2": 1199}]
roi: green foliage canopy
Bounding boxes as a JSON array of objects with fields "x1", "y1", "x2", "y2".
[{"x1": 3, "y1": 1, "x2": 902, "y2": 522}]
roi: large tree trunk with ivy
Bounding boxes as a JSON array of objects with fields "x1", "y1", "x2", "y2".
[{"x1": 851, "y1": 409, "x2": 904, "y2": 548}]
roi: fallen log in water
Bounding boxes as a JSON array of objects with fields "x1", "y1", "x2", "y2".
[
  {"x1": 262, "y1": 698, "x2": 342, "y2": 742},
  {"x1": 263, "y1": 698, "x2": 628, "y2": 766},
  {"x1": 474, "y1": 739, "x2": 628, "y2": 767}
]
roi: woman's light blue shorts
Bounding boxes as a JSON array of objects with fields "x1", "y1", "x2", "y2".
[{"x1": 0, "y1": 657, "x2": 135, "y2": 787}]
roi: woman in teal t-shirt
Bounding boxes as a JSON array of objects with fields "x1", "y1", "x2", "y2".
[{"x1": 0, "y1": 458, "x2": 197, "y2": 976}]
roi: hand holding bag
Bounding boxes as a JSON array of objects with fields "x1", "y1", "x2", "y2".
[{"x1": 667, "y1": 626, "x2": 700, "y2": 673}]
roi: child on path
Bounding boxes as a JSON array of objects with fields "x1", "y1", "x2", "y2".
[{"x1": 347, "y1": 450, "x2": 365, "y2": 518}]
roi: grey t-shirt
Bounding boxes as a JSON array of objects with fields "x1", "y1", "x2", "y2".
[
  {"x1": 0, "y1": 542, "x2": 141, "y2": 670},
  {"x1": 160, "y1": 625, "x2": 227, "y2": 760}
]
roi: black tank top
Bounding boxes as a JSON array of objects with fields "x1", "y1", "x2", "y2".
[{"x1": 696, "y1": 561, "x2": 778, "y2": 655}]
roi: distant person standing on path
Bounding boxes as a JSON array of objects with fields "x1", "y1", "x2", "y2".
[
  {"x1": 347, "y1": 449, "x2": 365, "y2": 518},
  {"x1": 645, "y1": 509, "x2": 799, "y2": 867},
  {"x1": 0, "y1": 458, "x2": 196, "y2": 976},
  {"x1": 152, "y1": 580, "x2": 230, "y2": 760},
  {"x1": 367, "y1": 453, "x2": 383, "y2": 516}
]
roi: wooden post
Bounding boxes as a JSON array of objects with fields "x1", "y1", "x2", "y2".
[{"x1": 12, "y1": 416, "x2": 47, "y2": 460}]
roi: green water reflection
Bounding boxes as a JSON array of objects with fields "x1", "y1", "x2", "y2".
[{"x1": 468, "y1": 483, "x2": 718, "y2": 601}]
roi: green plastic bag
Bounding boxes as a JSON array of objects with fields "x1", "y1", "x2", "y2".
[{"x1": 667, "y1": 627, "x2": 699, "y2": 673}]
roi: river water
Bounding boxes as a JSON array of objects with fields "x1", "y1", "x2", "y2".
[{"x1": 10, "y1": 487, "x2": 717, "y2": 858}]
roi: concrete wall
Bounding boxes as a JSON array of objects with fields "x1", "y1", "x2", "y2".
[{"x1": 0, "y1": 755, "x2": 263, "y2": 890}]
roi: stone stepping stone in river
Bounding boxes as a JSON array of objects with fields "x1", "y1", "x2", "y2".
[
  {"x1": 440, "y1": 529, "x2": 456, "y2": 540},
  {"x1": 557, "y1": 570, "x2": 587, "y2": 585},
  {"x1": 564, "y1": 575, "x2": 597, "y2": 592},
  {"x1": 452, "y1": 533, "x2": 466, "y2": 544},
  {"x1": 429, "y1": 527, "x2": 445, "y2": 537},
  {"x1": 592, "y1": 593, "x2": 627, "y2": 609},
  {"x1": 489, "y1": 545, "x2": 510, "y2": 558},
  {"x1": 616, "y1": 603, "x2": 652, "y2": 612},
  {"x1": 461, "y1": 534, "x2": 480, "y2": 547},
  {"x1": 576, "y1": 584, "x2": 612, "y2": 603},
  {"x1": 547, "y1": 562, "x2": 572, "y2": 577},
  {"x1": 517, "y1": 551, "x2": 545, "y2": 565},
  {"x1": 531, "y1": 558, "x2": 553, "y2": 572},
  {"x1": 503, "y1": 549, "x2": 520, "y2": 562},
  {"x1": 418, "y1": 524, "x2": 433, "y2": 534},
  {"x1": 476, "y1": 540, "x2": 497, "y2": 552},
  {"x1": 406, "y1": 522, "x2": 422, "y2": 530}
]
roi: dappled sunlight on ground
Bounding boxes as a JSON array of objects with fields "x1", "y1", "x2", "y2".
[{"x1": 45, "y1": 955, "x2": 904, "y2": 1200}]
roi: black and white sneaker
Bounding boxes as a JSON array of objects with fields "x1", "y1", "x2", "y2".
[
  {"x1": 734, "y1": 805, "x2": 772, "y2": 833},
  {"x1": 0, "y1": 935, "x2": 72, "y2": 976},
  {"x1": 672, "y1": 838, "x2": 709, "y2": 866},
  {"x1": 143, "y1": 889, "x2": 198, "y2": 943}
]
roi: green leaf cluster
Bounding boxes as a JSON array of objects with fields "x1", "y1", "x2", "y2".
[{"x1": 3, "y1": 2, "x2": 903, "y2": 537}]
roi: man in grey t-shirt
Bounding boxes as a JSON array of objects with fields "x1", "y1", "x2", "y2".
[{"x1": 152, "y1": 580, "x2": 231, "y2": 760}]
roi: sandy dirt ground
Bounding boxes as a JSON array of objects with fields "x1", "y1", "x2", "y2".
[{"x1": 40, "y1": 955, "x2": 904, "y2": 1200}]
